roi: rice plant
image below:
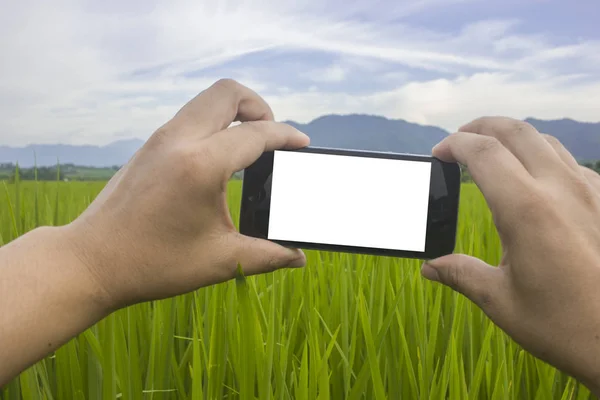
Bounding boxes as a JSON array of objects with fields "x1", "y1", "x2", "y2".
[{"x1": 0, "y1": 178, "x2": 593, "y2": 399}]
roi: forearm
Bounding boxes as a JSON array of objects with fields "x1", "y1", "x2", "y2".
[{"x1": 0, "y1": 226, "x2": 110, "y2": 386}]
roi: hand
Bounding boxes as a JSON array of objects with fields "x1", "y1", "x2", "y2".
[
  {"x1": 422, "y1": 117, "x2": 600, "y2": 393},
  {"x1": 64, "y1": 79, "x2": 310, "y2": 309}
]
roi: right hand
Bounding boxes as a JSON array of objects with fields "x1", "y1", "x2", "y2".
[{"x1": 422, "y1": 117, "x2": 600, "y2": 394}]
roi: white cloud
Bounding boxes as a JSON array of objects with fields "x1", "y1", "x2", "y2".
[
  {"x1": 0, "y1": 0, "x2": 598, "y2": 146},
  {"x1": 265, "y1": 72, "x2": 600, "y2": 131},
  {"x1": 305, "y1": 65, "x2": 347, "y2": 83}
]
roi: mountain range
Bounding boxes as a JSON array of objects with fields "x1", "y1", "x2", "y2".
[{"x1": 1, "y1": 115, "x2": 599, "y2": 167}]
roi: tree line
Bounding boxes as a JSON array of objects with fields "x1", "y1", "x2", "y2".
[
  {"x1": 459, "y1": 160, "x2": 600, "y2": 183},
  {"x1": 582, "y1": 161, "x2": 600, "y2": 173},
  {"x1": 0, "y1": 163, "x2": 121, "y2": 182},
  {"x1": 1, "y1": 166, "x2": 64, "y2": 182},
  {"x1": 3, "y1": 160, "x2": 600, "y2": 183}
]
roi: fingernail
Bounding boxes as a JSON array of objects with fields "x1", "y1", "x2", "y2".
[
  {"x1": 286, "y1": 256, "x2": 306, "y2": 268},
  {"x1": 425, "y1": 257, "x2": 442, "y2": 267},
  {"x1": 458, "y1": 121, "x2": 473, "y2": 131},
  {"x1": 421, "y1": 263, "x2": 440, "y2": 282},
  {"x1": 297, "y1": 130, "x2": 310, "y2": 140}
]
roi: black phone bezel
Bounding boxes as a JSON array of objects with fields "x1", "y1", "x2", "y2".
[{"x1": 239, "y1": 146, "x2": 461, "y2": 260}]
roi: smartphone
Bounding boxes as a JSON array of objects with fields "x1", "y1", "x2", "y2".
[{"x1": 239, "y1": 147, "x2": 461, "y2": 259}]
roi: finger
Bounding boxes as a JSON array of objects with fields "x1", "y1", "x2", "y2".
[
  {"x1": 540, "y1": 134, "x2": 600, "y2": 196},
  {"x1": 433, "y1": 131, "x2": 535, "y2": 214},
  {"x1": 209, "y1": 121, "x2": 310, "y2": 174},
  {"x1": 233, "y1": 233, "x2": 306, "y2": 276},
  {"x1": 422, "y1": 254, "x2": 505, "y2": 317},
  {"x1": 541, "y1": 133, "x2": 580, "y2": 172},
  {"x1": 581, "y1": 167, "x2": 600, "y2": 193},
  {"x1": 460, "y1": 117, "x2": 564, "y2": 178},
  {"x1": 169, "y1": 79, "x2": 274, "y2": 138}
]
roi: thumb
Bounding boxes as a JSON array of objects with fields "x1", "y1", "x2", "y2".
[
  {"x1": 422, "y1": 254, "x2": 504, "y2": 314},
  {"x1": 233, "y1": 233, "x2": 307, "y2": 277}
]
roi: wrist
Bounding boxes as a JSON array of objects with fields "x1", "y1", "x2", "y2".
[
  {"x1": 57, "y1": 223, "x2": 120, "y2": 314},
  {"x1": 0, "y1": 224, "x2": 115, "y2": 384}
]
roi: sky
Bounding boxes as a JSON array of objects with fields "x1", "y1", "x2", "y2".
[{"x1": 0, "y1": 0, "x2": 599, "y2": 146}]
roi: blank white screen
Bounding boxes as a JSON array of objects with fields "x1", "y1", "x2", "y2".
[{"x1": 267, "y1": 151, "x2": 432, "y2": 252}]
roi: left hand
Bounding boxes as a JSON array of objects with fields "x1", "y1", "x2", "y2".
[{"x1": 64, "y1": 79, "x2": 310, "y2": 310}]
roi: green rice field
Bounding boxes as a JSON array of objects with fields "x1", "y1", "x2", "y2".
[{"x1": 0, "y1": 179, "x2": 593, "y2": 399}]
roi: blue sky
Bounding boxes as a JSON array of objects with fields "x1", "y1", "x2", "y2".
[{"x1": 0, "y1": 0, "x2": 598, "y2": 146}]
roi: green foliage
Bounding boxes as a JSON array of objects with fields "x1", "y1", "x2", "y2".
[
  {"x1": 0, "y1": 163, "x2": 118, "y2": 182},
  {"x1": 0, "y1": 181, "x2": 593, "y2": 399},
  {"x1": 8, "y1": 166, "x2": 65, "y2": 182},
  {"x1": 463, "y1": 160, "x2": 600, "y2": 183},
  {"x1": 461, "y1": 167, "x2": 473, "y2": 183},
  {"x1": 581, "y1": 160, "x2": 600, "y2": 174}
]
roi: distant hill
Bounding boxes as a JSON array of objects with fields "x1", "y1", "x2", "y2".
[
  {"x1": 283, "y1": 114, "x2": 449, "y2": 155},
  {"x1": 0, "y1": 138, "x2": 145, "y2": 168},
  {"x1": 1, "y1": 115, "x2": 599, "y2": 167},
  {"x1": 525, "y1": 118, "x2": 600, "y2": 161}
]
